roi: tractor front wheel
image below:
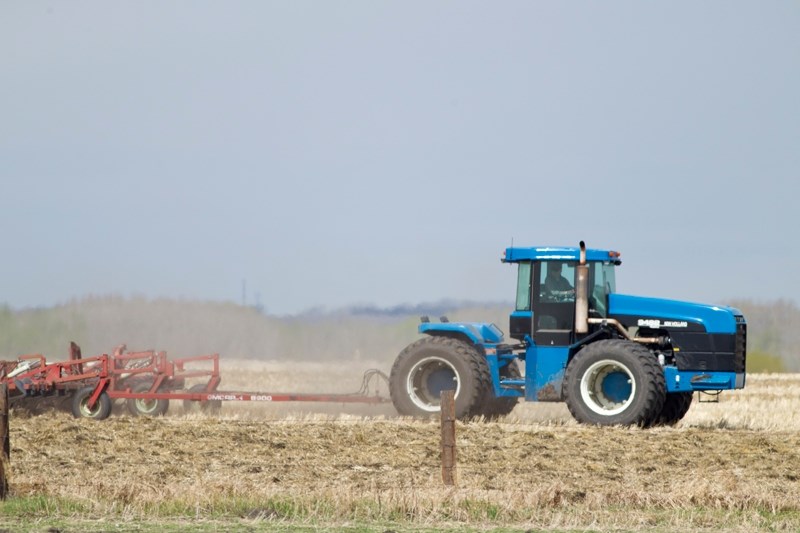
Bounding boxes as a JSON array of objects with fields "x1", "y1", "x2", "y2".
[
  {"x1": 389, "y1": 336, "x2": 489, "y2": 419},
  {"x1": 564, "y1": 340, "x2": 665, "y2": 426}
]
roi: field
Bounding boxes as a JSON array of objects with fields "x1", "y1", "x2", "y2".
[{"x1": 3, "y1": 360, "x2": 800, "y2": 532}]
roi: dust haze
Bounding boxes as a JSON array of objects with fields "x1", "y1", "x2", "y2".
[{"x1": 0, "y1": 297, "x2": 514, "y2": 415}]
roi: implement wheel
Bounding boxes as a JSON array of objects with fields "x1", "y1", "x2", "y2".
[
  {"x1": 389, "y1": 336, "x2": 489, "y2": 419},
  {"x1": 71, "y1": 386, "x2": 112, "y2": 420},
  {"x1": 564, "y1": 340, "x2": 665, "y2": 426},
  {"x1": 126, "y1": 382, "x2": 169, "y2": 417},
  {"x1": 183, "y1": 384, "x2": 222, "y2": 415}
]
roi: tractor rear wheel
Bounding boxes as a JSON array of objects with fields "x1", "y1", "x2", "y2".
[
  {"x1": 390, "y1": 336, "x2": 490, "y2": 419},
  {"x1": 126, "y1": 382, "x2": 170, "y2": 417},
  {"x1": 653, "y1": 392, "x2": 693, "y2": 426},
  {"x1": 474, "y1": 360, "x2": 520, "y2": 419},
  {"x1": 71, "y1": 386, "x2": 112, "y2": 420},
  {"x1": 564, "y1": 340, "x2": 665, "y2": 426}
]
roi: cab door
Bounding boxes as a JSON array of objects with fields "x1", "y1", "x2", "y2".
[{"x1": 532, "y1": 261, "x2": 576, "y2": 346}]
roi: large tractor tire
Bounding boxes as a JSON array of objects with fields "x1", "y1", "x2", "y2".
[
  {"x1": 474, "y1": 360, "x2": 520, "y2": 419},
  {"x1": 653, "y1": 392, "x2": 693, "y2": 426},
  {"x1": 390, "y1": 336, "x2": 490, "y2": 419},
  {"x1": 71, "y1": 386, "x2": 113, "y2": 420},
  {"x1": 564, "y1": 339, "x2": 665, "y2": 426}
]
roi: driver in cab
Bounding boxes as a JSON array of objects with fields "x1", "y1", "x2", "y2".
[{"x1": 543, "y1": 262, "x2": 574, "y2": 301}]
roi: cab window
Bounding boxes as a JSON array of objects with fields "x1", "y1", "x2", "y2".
[
  {"x1": 589, "y1": 262, "x2": 616, "y2": 317},
  {"x1": 515, "y1": 262, "x2": 532, "y2": 311},
  {"x1": 539, "y1": 261, "x2": 576, "y2": 303}
]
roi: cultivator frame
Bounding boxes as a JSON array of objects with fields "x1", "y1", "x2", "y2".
[{"x1": 1, "y1": 343, "x2": 389, "y2": 420}]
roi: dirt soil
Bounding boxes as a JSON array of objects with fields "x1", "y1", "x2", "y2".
[
  {"x1": 4, "y1": 365, "x2": 800, "y2": 531},
  {"x1": 10, "y1": 414, "x2": 800, "y2": 508}
]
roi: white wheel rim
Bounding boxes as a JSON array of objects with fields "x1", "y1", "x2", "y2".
[
  {"x1": 135, "y1": 398, "x2": 159, "y2": 413},
  {"x1": 580, "y1": 359, "x2": 636, "y2": 416},
  {"x1": 80, "y1": 397, "x2": 102, "y2": 417},
  {"x1": 406, "y1": 356, "x2": 460, "y2": 412}
]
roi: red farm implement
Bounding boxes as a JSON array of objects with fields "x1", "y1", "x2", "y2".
[{"x1": 0, "y1": 343, "x2": 389, "y2": 420}]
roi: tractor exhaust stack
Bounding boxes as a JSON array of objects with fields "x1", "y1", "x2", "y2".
[{"x1": 575, "y1": 240, "x2": 589, "y2": 334}]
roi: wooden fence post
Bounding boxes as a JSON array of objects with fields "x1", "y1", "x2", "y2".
[
  {"x1": 440, "y1": 389, "x2": 457, "y2": 486},
  {"x1": 0, "y1": 381, "x2": 9, "y2": 499}
]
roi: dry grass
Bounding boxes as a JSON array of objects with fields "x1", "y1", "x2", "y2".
[{"x1": 4, "y1": 365, "x2": 800, "y2": 531}]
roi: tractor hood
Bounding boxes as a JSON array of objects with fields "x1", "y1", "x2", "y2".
[{"x1": 608, "y1": 294, "x2": 743, "y2": 334}]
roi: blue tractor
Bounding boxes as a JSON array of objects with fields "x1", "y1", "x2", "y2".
[{"x1": 389, "y1": 242, "x2": 747, "y2": 426}]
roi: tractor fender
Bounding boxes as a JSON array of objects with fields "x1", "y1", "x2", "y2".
[{"x1": 419, "y1": 322, "x2": 504, "y2": 346}]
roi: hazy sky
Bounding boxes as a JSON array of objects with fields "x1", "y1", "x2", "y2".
[{"x1": 1, "y1": 2, "x2": 798, "y2": 314}]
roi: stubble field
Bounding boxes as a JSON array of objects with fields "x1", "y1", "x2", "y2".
[{"x1": 3, "y1": 360, "x2": 800, "y2": 532}]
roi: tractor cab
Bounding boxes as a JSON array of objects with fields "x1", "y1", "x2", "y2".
[{"x1": 505, "y1": 246, "x2": 620, "y2": 345}]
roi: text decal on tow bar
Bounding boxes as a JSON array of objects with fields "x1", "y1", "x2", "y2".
[{"x1": 206, "y1": 394, "x2": 273, "y2": 401}]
